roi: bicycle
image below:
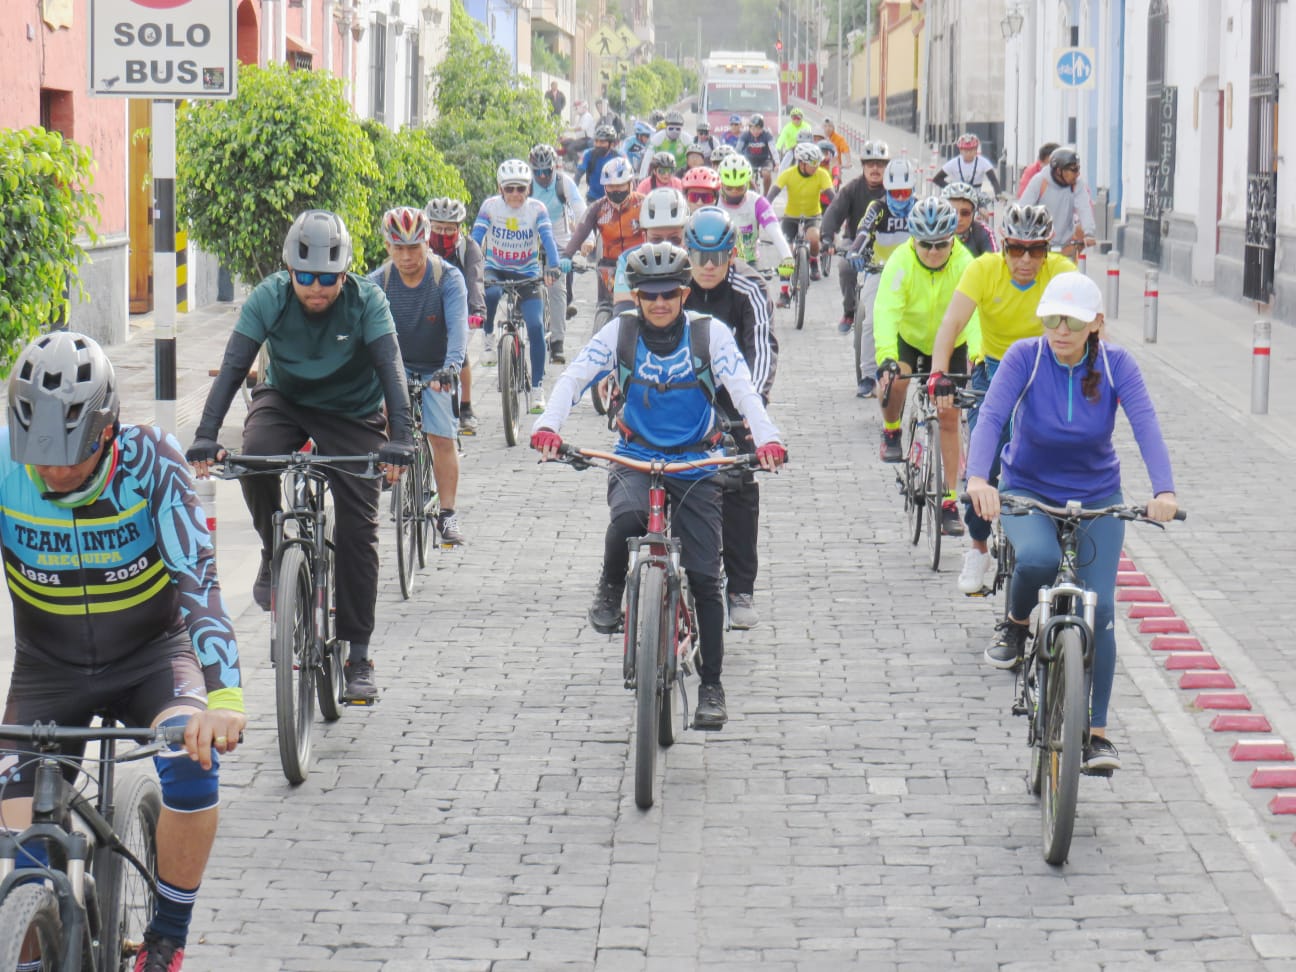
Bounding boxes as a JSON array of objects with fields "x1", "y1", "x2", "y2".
[
  {"x1": 488, "y1": 277, "x2": 544, "y2": 446},
  {"x1": 568, "y1": 261, "x2": 618, "y2": 417},
  {"x1": 392, "y1": 379, "x2": 442, "y2": 599},
  {"x1": 219, "y1": 450, "x2": 381, "y2": 784},
  {"x1": 550, "y1": 444, "x2": 758, "y2": 810},
  {"x1": 0, "y1": 720, "x2": 188, "y2": 971},
  {"x1": 883, "y1": 371, "x2": 976, "y2": 570},
  {"x1": 787, "y1": 217, "x2": 813, "y2": 331},
  {"x1": 989, "y1": 495, "x2": 1186, "y2": 865}
]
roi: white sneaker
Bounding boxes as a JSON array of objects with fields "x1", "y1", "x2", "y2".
[
  {"x1": 480, "y1": 342, "x2": 497, "y2": 366},
  {"x1": 529, "y1": 387, "x2": 545, "y2": 413},
  {"x1": 958, "y1": 548, "x2": 992, "y2": 595}
]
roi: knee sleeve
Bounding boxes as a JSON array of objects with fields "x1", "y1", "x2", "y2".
[{"x1": 153, "y1": 715, "x2": 220, "y2": 813}]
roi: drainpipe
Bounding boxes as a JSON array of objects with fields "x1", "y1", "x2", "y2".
[{"x1": 1113, "y1": 0, "x2": 1125, "y2": 220}]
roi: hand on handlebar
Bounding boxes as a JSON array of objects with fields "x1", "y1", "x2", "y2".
[
  {"x1": 182, "y1": 708, "x2": 247, "y2": 770},
  {"x1": 186, "y1": 438, "x2": 227, "y2": 480},
  {"x1": 531, "y1": 428, "x2": 563, "y2": 460},
  {"x1": 927, "y1": 370, "x2": 956, "y2": 407},
  {"x1": 544, "y1": 267, "x2": 562, "y2": 285},
  {"x1": 755, "y1": 441, "x2": 787, "y2": 471},
  {"x1": 378, "y1": 440, "x2": 414, "y2": 483},
  {"x1": 428, "y1": 365, "x2": 458, "y2": 392},
  {"x1": 965, "y1": 476, "x2": 999, "y2": 521},
  {"x1": 1145, "y1": 492, "x2": 1178, "y2": 523},
  {"x1": 559, "y1": 257, "x2": 573, "y2": 274}
]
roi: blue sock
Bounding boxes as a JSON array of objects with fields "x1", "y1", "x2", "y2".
[
  {"x1": 148, "y1": 878, "x2": 198, "y2": 945},
  {"x1": 348, "y1": 641, "x2": 369, "y2": 664},
  {"x1": 18, "y1": 961, "x2": 42, "y2": 971}
]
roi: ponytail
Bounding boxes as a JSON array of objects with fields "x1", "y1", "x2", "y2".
[{"x1": 1080, "y1": 331, "x2": 1103, "y2": 402}]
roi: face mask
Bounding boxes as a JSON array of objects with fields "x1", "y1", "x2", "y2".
[
  {"x1": 429, "y1": 231, "x2": 459, "y2": 256},
  {"x1": 605, "y1": 188, "x2": 630, "y2": 204}
]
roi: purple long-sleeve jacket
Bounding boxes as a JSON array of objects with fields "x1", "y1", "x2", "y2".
[{"x1": 967, "y1": 337, "x2": 1175, "y2": 505}]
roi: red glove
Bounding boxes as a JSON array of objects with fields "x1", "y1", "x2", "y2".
[
  {"x1": 468, "y1": 315, "x2": 484, "y2": 329},
  {"x1": 927, "y1": 371, "x2": 955, "y2": 398},
  {"x1": 530, "y1": 428, "x2": 563, "y2": 453},
  {"x1": 755, "y1": 442, "x2": 787, "y2": 469}
]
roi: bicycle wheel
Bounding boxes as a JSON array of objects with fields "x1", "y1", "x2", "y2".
[
  {"x1": 820, "y1": 247, "x2": 833, "y2": 275},
  {"x1": 633, "y1": 566, "x2": 666, "y2": 810},
  {"x1": 793, "y1": 247, "x2": 809, "y2": 331},
  {"x1": 924, "y1": 420, "x2": 944, "y2": 570},
  {"x1": 0, "y1": 884, "x2": 65, "y2": 970},
  {"x1": 499, "y1": 335, "x2": 520, "y2": 447},
  {"x1": 1041, "y1": 627, "x2": 1086, "y2": 865},
  {"x1": 416, "y1": 437, "x2": 437, "y2": 563},
  {"x1": 658, "y1": 584, "x2": 684, "y2": 748},
  {"x1": 93, "y1": 766, "x2": 161, "y2": 972},
  {"x1": 517, "y1": 332, "x2": 533, "y2": 414},
  {"x1": 393, "y1": 462, "x2": 417, "y2": 600},
  {"x1": 852, "y1": 296, "x2": 867, "y2": 385},
  {"x1": 903, "y1": 413, "x2": 923, "y2": 545},
  {"x1": 317, "y1": 522, "x2": 346, "y2": 723},
  {"x1": 273, "y1": 544, "x2": 315, "y2": 784}
]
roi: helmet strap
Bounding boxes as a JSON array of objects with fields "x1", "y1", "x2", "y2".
[{"x1": 29, "y1": 432, "x2": 120, "y2": 509}]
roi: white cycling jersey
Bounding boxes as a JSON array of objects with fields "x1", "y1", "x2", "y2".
[{"x1": 720, "y1": 191, "x2": 793, "y2": 266}]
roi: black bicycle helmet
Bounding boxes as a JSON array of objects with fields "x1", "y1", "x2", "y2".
[
  {"x1": 1049, "y1": 146, "x2": 1079, "y2": 170},
  {"x1": 9, "y1": 331, "x2": 119, "y2": 466},
  {"x1": 1001, "y1": 203, "x2": 1054, "y2": 243},
  {"x1": 624, "y1": 242, "x2": 692, "y2": 291}
]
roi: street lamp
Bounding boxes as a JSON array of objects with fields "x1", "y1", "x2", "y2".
[
  {"x1": 1000, "y1": 5, "x2": 1024, "y2": 185},
  {"x1": 1000, "y1": 6, "x2": 1024, "y2": 39}
]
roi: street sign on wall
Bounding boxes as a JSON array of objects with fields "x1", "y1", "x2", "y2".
[
  {"x1": 89, "y1": 0, "x2": 236, "y2": 98},
  {"x1": 1053, "y1": 47, "x2": 1095, "y2": 89}
]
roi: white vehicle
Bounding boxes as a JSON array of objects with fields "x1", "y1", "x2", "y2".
[{"x1": 697, "y1": 51, "x2": 782, "y2": 133}]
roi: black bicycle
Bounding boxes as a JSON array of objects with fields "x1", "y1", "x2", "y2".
[
  {"x1": 850, "y1": 260, "x2": 884, "y2": 387},
  {"x1": 489, "y1": 277, "x2": 544, "y2": 446},
  {"x1": 220, "y1": 451, "x2": 380, "y2": 783},
  {"x1": 787, "y1": 217, "x2": 813, "y2": 331},
  {"x1": 0, "y1": 721, "x2": 187, "y2": 971},
  {"x1": 392, "y1": 380, "x2": 442, "y2": 599}
]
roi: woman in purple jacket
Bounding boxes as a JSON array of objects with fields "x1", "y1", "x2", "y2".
[{"x1": 965, "y1": 273, "x2": 1179, "y2": 772}]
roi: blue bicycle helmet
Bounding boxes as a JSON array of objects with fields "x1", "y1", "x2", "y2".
[
  {"x1": 634, "y1": 120, "x2": 653, "y2": 137},
  {"x1": 684, "y1": 206, "x2": 737, "y2": 253},
  {"x1": 907, "y1": 197, "x2": 959, "y2": 242}
]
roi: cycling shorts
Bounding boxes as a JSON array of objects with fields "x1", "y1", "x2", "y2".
[
  {"x1": 897, "y1": 334, "x2": 968, "y2": 380},
  {"x1": 780, "y1": 216, "x2": 821, "y2": 242}
]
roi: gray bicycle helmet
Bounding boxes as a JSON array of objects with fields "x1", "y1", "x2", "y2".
[
  {"x1": 624, "y1": 241, "x2": 692, "y2": 292},
  {"x1": 595, "y1": 124, "x2": 618, "y2": 142},
  {"x1": 664, "y1": 110, "x2": 684, "y2": 127},
  {"x1": 9, "y1": 331, "x2": 119, "y2": 466},
  {"x1": 940, "y1": 181, "x2": 979, "y2": 206},
  {"x1": 529, "y1": 143, "x2": 558, "y2": 169},
  {"x1": 651, "y1": 150, "x2": 676, "y2": 171},
  {"x1": 425, "y1": 197, "x2": 467, "y2": 223},
  {"x1": 282, "y1": 210, "x2": 352, "y2": 273},
  {"x1": 1049, "y1": 146, "x2": 1079, "y2": 170},
  {"x1": 860, "y1": 139, "x2": 890, "y2": 162},
  {"x1": 710, "y1": 143, "x2": 736, "y2": 165},
  {"x1": 793, "y1": 142, "x2": 822, "y2": 166},
  {"x1": 817, "y1": 139, "x2": 836, "y2": 158},
  {"x1": 1001, "y1": 203, "x2": 1054, "y2": 243},
  {"x1": 907, "y1": 197, "x2": 959, "y2": 242}
]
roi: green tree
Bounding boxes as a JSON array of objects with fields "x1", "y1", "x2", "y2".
[
  {"x1": 427, "y1": 1, "x2": 558, "y2": 212},
  {"x1": 645, "y1": 59, "x2": 684, "y2": 103},
  {"x1": 176, "y1": 63, "x2": 378, "y2": 282},
  {"x1": 622, "y1": 65, "x2": 664, "y2": 117},
  {"x1": 0, "y1": 127, "x2": 100, "y2": 372},
  {"x1": 360, "y1": 121, "x2": 469, "y2": 269}
]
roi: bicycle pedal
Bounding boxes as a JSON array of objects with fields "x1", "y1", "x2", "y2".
[
  {"x1": 344, "y1": 696, "x2": 380, "y2": 707},
  {"x1": 1010, "y1": 703, "x2": 1028, "y2": 716},
  {"x1": 1081, "y1": 766, "x2": 1113, "y2": 779}
]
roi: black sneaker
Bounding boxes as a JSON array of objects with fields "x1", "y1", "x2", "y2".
[
  {"x1": 985, "y1": 620, "x2": 1029, "y2": 670},
  {"x1": 134, "y1": 932, "x2": 185, "y2": 971},
  {"x1": 856, "y1": 376, "x2": 877, "y2": 399},
  {"x1": 809, "y1": 262, "x2": 822, "y2": 281},
  {"x1": 694, "y1": 682, "x2": 728, "y2": 729},
  {"x1": 253, "y1": 554, "x2": 272, "y2": 612},
  {"x1": 1084, "y1": 735, "x2": 1121, "y2": 772},
  {"x1": 588, "y1": 577, "x2": 624, "y2": 633},
  {"x1": 549, "y1": 340, "x2": 565, "y2": 364},
  {"x1": 776, "y1": 290, "x2": 791, "y2": 308},
  {"x1": 941, "y1": 499, "x2": 965, "y2": 536},
  {"x1": 879, "y1": 428, "x2": 902, "y2": 463},
  {"x1": 565, "y1": 304, "x2": 579, "y2": 320},
  {"x1": 437, "y1": 511, "x2": 465, "y2": 547},
  {"x1": 344, "y1": 659, "x2": 379, "y2": 702}
]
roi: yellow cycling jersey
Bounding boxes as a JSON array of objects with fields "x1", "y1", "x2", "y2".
[
  {"x1": 954, "y1": 251, "x2": 1076, "y2": 360},
  {"x1": 873, "y1": 238, "x2": 981, "y2": 365},
  {"x1": 775, "y1": 165, "x2": 834, "y2": 219}
]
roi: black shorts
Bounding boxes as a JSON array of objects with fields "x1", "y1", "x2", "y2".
[
  {"x1": 897, "y1": 334, "x2": 968, "y2": 379},
  {"x1": 607, "y1": 466, "x2": 722, "y2": 577},
  {"x1": 780, "y1": 216, "x2": 822, "y2": 242},
  {"x1": 0, "y1": 629, "x2": 206, "y2": 797}
]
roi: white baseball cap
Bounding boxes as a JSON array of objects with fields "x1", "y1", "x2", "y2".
[{"x1": 1036, "y1": 271, "x2": 1104, "y2": 322}]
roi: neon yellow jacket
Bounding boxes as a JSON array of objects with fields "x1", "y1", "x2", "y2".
[
  {"x1": 873, "y1": 238, "x2": 981, "y2": 366},
  {"x1": 775, "y1": 119, "x2": 814, "y2": 152}
]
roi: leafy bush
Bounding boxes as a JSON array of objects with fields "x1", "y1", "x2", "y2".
[
  {"x1": 0, "y1": 127, "x2": 99, "y2": 373},
  {"x1": 176, "y1": 64, "x2": 378, "y2": 280}
]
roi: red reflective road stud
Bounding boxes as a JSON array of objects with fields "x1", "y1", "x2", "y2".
[
  {"x1": 1211, "y1": 714, "x2": 1272, "y2": 732},
  {"x1": 1251, "y1": 768, "x2": 1296, "y2": 788},
  {"x1": 1151, "y1": 635, "x2": 1202, "y2": 651},
  {"x1": 1269, "y1": 794, "x2": 1296, "y2": 814},
  {"x1": 1117, "y1": 588, "x2": 1164, "y2": 602},
  {"x1": 1117, "y1": 572, "x2": 1151, "y2": 586},
  {"x1": 1229, "y1": 740, "x2": 1293, "y2": 761},
  {"x1": 1118, "y1": 557, "x2": 1135, "y2": 571},
  {"x1": 1179, "y1": 672, "x2": 1235, "y2": 689},
  {"x1": 1140, "y1": 617, "x2": 1191, "y2": 634},
  {"x1": 1129, "y1": 605, "x2": 1176, "y2": 619},
  {"x1": 1195, "y1": 693, "x2": 1252, "y2": 710},
  {"x1": 1167, "y1": 653, "x2": 1220, "y2": 670}
]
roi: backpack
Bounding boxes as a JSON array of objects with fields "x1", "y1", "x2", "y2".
[{"x1": 380, "y1": 253, "x2": 444, "y2": 291}]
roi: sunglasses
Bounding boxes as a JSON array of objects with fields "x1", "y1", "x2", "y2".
[
  {"x1": 666, "y1": 126, "x2": 682, "y2": 134},
  {"x1": 689, "y1": 249, "x2": 730, "y2": 266},
  {"x1": 916, "y1": 238, "x2": 953, "y2": 251},
  {"x1": 639, "y1": 288, "x2": 683, "y2": 302},
  {"x1": 293, "y1": 270, "x2": 341, "y2": 287},
  {"x1": 687, "y1": 191, "x2": 718, "y2": 204},
  {"x1": 889, "y1": 188, "x2": 913, "y2": 200},
  {"x1": 532, "y1": 167, "x2": 553, "y2": 177},
  {"x1": 1004, "y1": 242, "x2": 1050, "y2": 258},
  {"x1": 1042, "y1": 314, "x2": 1092, "y2": 332},
  {"x1": 502, "y1": 185, "x2": 529, "y2": 195}
]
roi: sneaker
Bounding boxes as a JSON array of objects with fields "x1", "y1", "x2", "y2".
[
  {"x1": 566, "y1": 303, "x2": 579, "y2": 320},
  {"x1": 856, "y1": 377, "x2": 877, "y2": 399},
  {"x1": 941, "y1": 499, "x2": 965, "y2": 536},
  {"x1": 549, "y1": 340, "x2": 565, "y2": 364},
  {"x1": 879, "y1": 428, "x2": 902, "y2": 463},
  {"x1": 253, "y1": 554, "x2": 271, "y2": 612},
  {"x1": 437, "y1": 511, "x2": 465, "y2": 547},
  {"x1": 343, "y1": 659, "x2": 379, "y2": 702},
  {"x1": 529, "y1": 388, "x2": 546, "y2": 413},
  {"x1": 694, "y1": 682, "x2": 728, "y2": 729},
  {"x1": 727, "y1": 592, "x2": 758, "y2": 629},
  {"x1": 837, "y1": 314, "x2": 853, "y2": 334},
  {"x1": 134, "y1": 933, "x2": 184, "y2": 972},
  {"x1": 458, "y1": 409, "x2": 479, "y2": 436},
  {"x1": 1084, "y1": 735, "x2": 1122, "y2": 772},
  {"x1": 810, "y1": 264, "x2": 822, "y2": 281},
  {"x1": 588, "y1": 577, "x2": 624, "y2": 633},
  {"x1": 958, "y1": 548, "x2": 992, "y2": 595},
  {"x1": 985, "y1": 620, "x2": 1029, "y2": 670},
  {"x1": 480, "y1": 343, "x2": 497, "y2": 366},
  {"x1": 776, "y1": 290, "x2": 791, "y2": 308}
]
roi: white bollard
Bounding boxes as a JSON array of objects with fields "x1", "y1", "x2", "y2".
[
  {"x1": 1105, "y1": 250, "x2": 1121, "y2": 320},
  {"x1": 195, "y1": 476, "x2": 218, "y2": 554},
  {"x1": 1252, "y1": 320, "x2": 1272, "y2": 415},
  {"x1": 1077, "y1": 247, "x2": 1088, "y2": 277},
  {"x1": 1143, "y1": 270, "x2": 1159, "y2": 344}
]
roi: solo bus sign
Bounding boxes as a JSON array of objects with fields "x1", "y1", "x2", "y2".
[{"x1": 89, "y1": 0, "x2": 235, "y2": 98}]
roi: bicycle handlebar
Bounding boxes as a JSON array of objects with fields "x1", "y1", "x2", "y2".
[
  {"x1": 0, "y1": 721, "x2": 188, "y2": 749},
  {"x1": 217, "y1": 452, "x2": 382, "y2": 479},
  {"x1": 551, "y1": 444, "x2": 765, "y2": 475},
  {"x1": 957, "y1": 493, "x2": 1187, "y2": 524}
]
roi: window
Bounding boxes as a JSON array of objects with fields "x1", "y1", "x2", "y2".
[
  {"x1": 370, "y1": 14, "x2": 387, "y2": 125},
  {"x1": 40, "y1": 89, "x2": 74, "y2": 138}
]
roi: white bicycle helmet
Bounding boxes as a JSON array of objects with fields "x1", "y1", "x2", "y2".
[
  {"x1": 793, "y1": 142, "x2": 822, "y2": 166},
  {"x1": 907, "y1": 197, "x2": 959, "y2": 242},
  {"x1": 601, "y1": 156, "x2": 636, "y2": 186},
  {"x1": 940, "y1": 181, "x2": 979, "y2": 206},
  {"x1": 882, "y1": 158, "x2": 917, "y2": 192},
  {"x1": 496, "y1": 159, "x2": 532, "y2": 186},
  {"x1": 640, "y1": 187, "x2": 688, "y2": 229},
  {"x1": 860, "y1": 139, "x2": 890, "y2": 162},
  {"x1": 425, "y1": 197, "x2": 467, "y2": 223}
]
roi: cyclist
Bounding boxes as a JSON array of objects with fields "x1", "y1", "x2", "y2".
[
  {"x1": 682, "y1": 207, "x2": 779, "y2": 629},
  {"x1": 472, "y1": 160, "x2": 562, "y2": 410},
  {"x1": 1019, "y1": 146, "x2": 1097, "y2": 260},
  {"x1": 843, "y1": 158, "x2": 917, "y2": 394},
  {"x1": 2, "y1": 332, "x2": 245, "y2": 972},
  {"x1": 530, "y1": 242, "x2": 787, "y2": 729},
  {"x1": 821, "y1": 139, "x2": 889, "y2": 332},
  {"x1": 929, "y1": 203, "x2": 1075, "y2": 596},
  {"x1": 595, "y1": 98, "x2": 624, "y2": 139},
  {"x1": 530, "y1": 143, "x2": 588, "y2": 364},
  {"x1": 716, "y1": 154, "x2": 794, "y2": 276},
  {"x1": 775, "y1": 105, "x2": 813, "y2": 152},
  {"x1": 678, "y1": 142, "x2": 710, "y2": 176},
  {"x1": 737, "y1": 114, "x2": 778, "y2": 192},
  {"x1": 640, "y1": 109, "x2": 689, "y2": 176},
  {"x1": 560, "y1": 156, "x2": 644, "y2": 313},
  {"x1": 426, "y1": 196, "x2": 485, "y2": 434},
  {"x1": 610, "y1": 187, "x2": 690, "y2": 312},
  {"x1": 723, "y1": 113, "x2": 745, "y2": 147},
  {"x1": 621, "y1": 119, "x2": 653, "y2": 172},
  {"x1": 637, "y1": 150, "x2": 683, "y2": 195},
  {"x1": 189, "y1": 209, "x2": 414, "y2": 702},
  {"x1": 873, "y1": 197, "x2": 980, "y2": 536},
  {"x1": 576, "y1": 124, "x2": 623, "y2": 203},
  {"x1": 942, "y1": 181, "x2": 997, "y2": 257},
  {"x1": 682, "y1": 165, "x2": 722, "y2": 212},
  {"x1": 817, "y1": 140, "x2": 841, "y2": 194},
  {"x1": 371, "y1": 207, "x2": 468, "y2": 547},
  {"x1": 932, "y1": 132, "x2": 1002, "y2": 195},
  {"x1": 821, "y1": 117, "x2": 852, "y2": 172},
  {"x1": 767, "y1": 142, "x2": 834, "y2": 304},
  {"x1": 692, "y1": 119, "x2": 718, "y2": 158},
  {"x1": 1016, "y1": 141, "x2": 1060, "y2": 198},
  {"x1": 965, "y1": 272, "x2": 1178, "y2": 770},
  {"x1": 776, "y1": 128, "x2": 819, "y2": 174},
  {"x1": 710, "y1": 142, "x2": 736, "y2": 167}
]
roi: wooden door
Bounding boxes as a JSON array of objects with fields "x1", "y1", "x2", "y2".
[{"x1": 128, "y1": 99, "x2": 153, "y2": 314}]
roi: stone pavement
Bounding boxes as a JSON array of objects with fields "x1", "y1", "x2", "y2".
[{"x1": 3, "y1": 252, "x2": 1296, "y2": 968}]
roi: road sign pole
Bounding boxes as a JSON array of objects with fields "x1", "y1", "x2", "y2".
[{"x1": 153, "y1": 98, "x2": 178, "y2": 435}]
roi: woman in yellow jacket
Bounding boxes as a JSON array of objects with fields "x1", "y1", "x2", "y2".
[{"x1": 874, "y1": 196, "x2": 981, "y2": 537}]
